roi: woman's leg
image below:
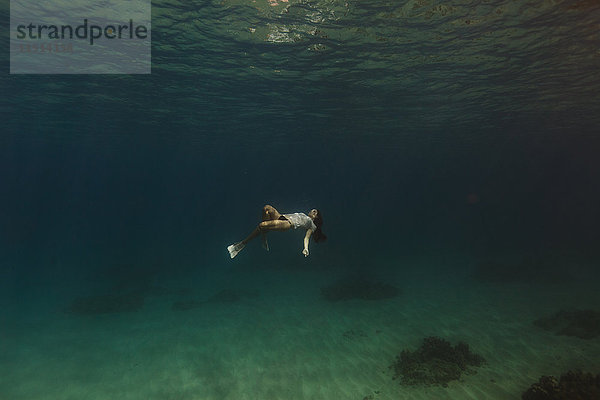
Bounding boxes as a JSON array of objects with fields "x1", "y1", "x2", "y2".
[
  {"x1": 262, "y1": 204, "x2": 282, "y2": 221},
  {"x1": 228, "y1": 205, "x2": 291, "y2": 258},
  {"x1": 240, "y1": 205, "x2": 291, "y2": 245}
]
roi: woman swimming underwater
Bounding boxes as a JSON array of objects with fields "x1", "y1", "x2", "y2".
[{"x1": 227, "y1": 205, "x2": 326, "y2": 258}]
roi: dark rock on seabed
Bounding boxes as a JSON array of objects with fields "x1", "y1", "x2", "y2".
[
  {"x1": 533, "y1": 309, "x2": 600, "y2": 339},
  {"x1": 389, "y1": 336, "x2": 485, "y2": 387},
  {"x1": 522, "y1": 370, "x2": 600, "y2": 400}
]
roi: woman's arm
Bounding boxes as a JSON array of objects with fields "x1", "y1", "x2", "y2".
[{"x1": 302, "y1": 229, "x2": 313, "y2": 257}]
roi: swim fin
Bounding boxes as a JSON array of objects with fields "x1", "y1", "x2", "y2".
[{"x1": 227, "y1": 242, "x2": 245, "y2": 259}]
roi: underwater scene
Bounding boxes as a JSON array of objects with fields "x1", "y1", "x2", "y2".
[{"x1": 1, "y1": 0, "x2": 600, "y2": 398}]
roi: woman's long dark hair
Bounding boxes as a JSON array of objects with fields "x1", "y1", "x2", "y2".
[{"x1": 312, "y1": 209, "x2": 327, "y2": 243}]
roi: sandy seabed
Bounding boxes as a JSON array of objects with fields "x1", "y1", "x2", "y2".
[{"x1": 2, "y1": 267, "x2": 599, "y2": 400}]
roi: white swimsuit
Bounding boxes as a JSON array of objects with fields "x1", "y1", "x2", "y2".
[{"x1": 283, "y1": 213, "x2": 317, "y2": 231}]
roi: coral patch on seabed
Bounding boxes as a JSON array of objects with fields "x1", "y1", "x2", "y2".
[
  {"x1": 533, "y1": 309, "x2": 600, "y2": 339},
  {"x1": 522, "y1": 370, "x2": 600, "y2": 400},
  {"x1": 320, "y1": 277, "x2": 400, "y2": 302},
  {"x1": 389, "y1": 336, "x2": 485, "y2": 387}
]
